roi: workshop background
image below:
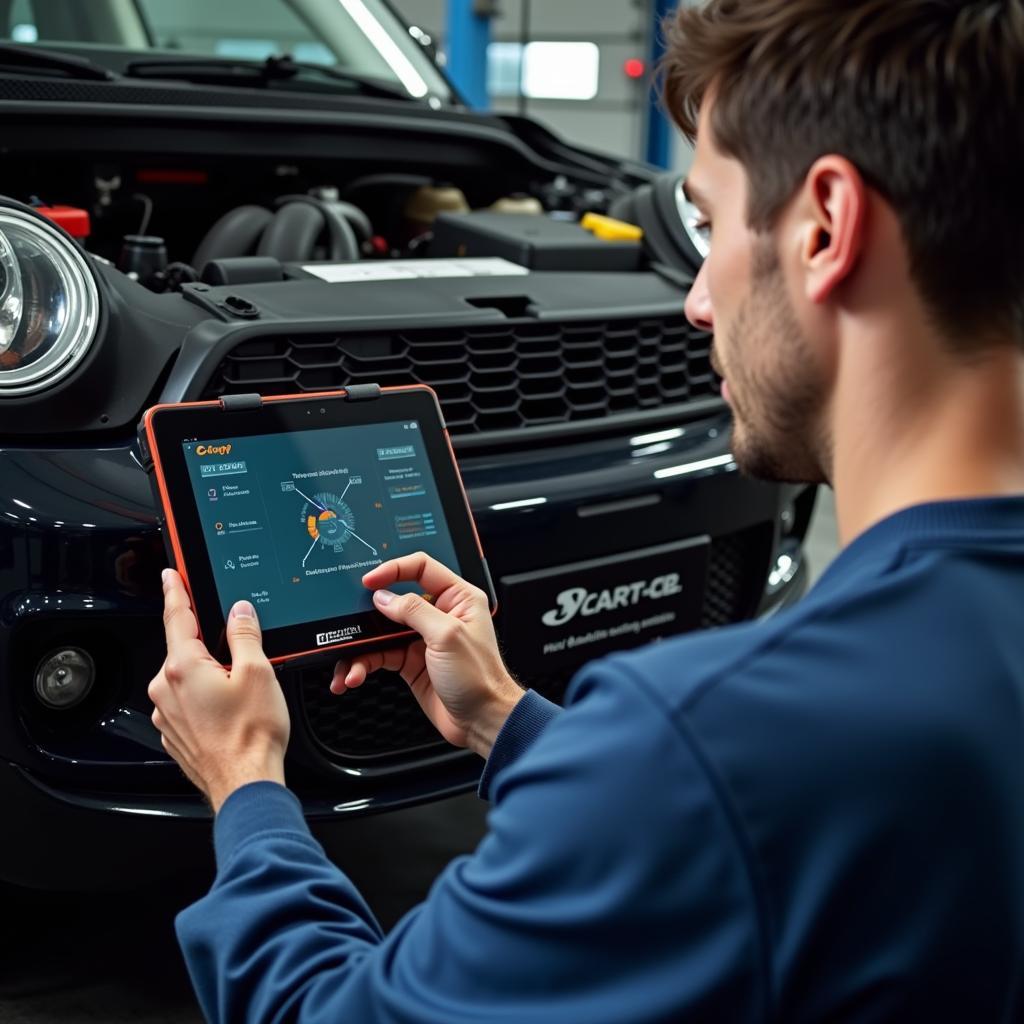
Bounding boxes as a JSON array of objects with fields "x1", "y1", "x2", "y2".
[
  {"x1": 0, "y1": 1, "x2": 838, "y2": 1020},
  {"x1": 391, "y1": 0, "x2": 695, "y2": 169}
]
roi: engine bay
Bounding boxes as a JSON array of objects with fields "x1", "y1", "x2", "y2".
[
  {"x1": 0, "y1": 100, "x2": 709, "y2": 442},
  {"x1": 7, "y1": 151, "x2": 648, "y2": 287}
]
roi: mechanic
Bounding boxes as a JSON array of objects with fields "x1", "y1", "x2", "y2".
[{"x1": 148, "y1": 1, "x2": 1024, "y2": 1020}]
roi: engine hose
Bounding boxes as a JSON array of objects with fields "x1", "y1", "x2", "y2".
[
  {"x1": 192, "y1": 205, "x2": 274, "y2": 274},
  {"x1": 272, "y1": 195, "x2": 361, "y2": 260},
  {"x1": 257, "y1": 202, "x2": 329, "y2": 262},
  {"x1": 328, "y1": 200, "x2": 372, "y2": 243}
]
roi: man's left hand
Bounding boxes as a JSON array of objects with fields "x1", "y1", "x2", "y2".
[{"x1": 149, "y1": 569, "x2": 289, "y2": 813}]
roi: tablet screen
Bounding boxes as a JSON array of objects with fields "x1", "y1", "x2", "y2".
[{"x1": 181, "y1": 419, "x2": 461, "y2": 631}]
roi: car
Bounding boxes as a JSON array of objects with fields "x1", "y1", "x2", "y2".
[{"x1": 0, "y1": 0, "x2": 815, "y2": 889}]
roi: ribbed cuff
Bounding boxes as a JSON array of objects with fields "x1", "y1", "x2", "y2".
[
  {"x1": 478, "y1": 689, "x2": 561, "y2": 801},
  {"x1": 213, "y1": 781, "x2": 309, "y2": 869}
]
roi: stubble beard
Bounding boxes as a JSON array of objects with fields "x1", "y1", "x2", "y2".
[{"x1": 722, "y1": 238, "x2": 831, "y2": 485}]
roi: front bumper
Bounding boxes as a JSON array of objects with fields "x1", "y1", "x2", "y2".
[{"x1": 0, "y1": 412, "x2": 811, "y2": 886}]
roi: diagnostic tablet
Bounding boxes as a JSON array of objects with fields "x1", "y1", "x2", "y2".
[{"x1": 138, "y1": 385, "x2": 495, "y2": 665}]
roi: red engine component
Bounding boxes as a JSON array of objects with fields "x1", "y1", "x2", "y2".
[{"x1": 35, "y1": 204, "x2": 91, "y2": 240}]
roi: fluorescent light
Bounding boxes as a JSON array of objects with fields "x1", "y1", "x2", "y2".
[
  {"x1": 488, "y1": 41, "x2": 601, "y2": 101},
  {"x1": 334, "y1": 798, "x2": 373, "y2": 812},
  {"x1": 338, "y1": 0, "x2": 429, "y2": 98},
  {"x1": 653, "y1": 454, "x2": 735, "y2": 479},
  {"x1": 632, "y1": 442, "x2": 672, "y2": 458},
  {"x1": 631, "y1": 428, "x2": 684, "y2": 446},
  {"x1": 490, "y1": 497, "x2": 548, "y2": 511},
  {"x1": 12, "y1": 498, "x2": 31, "y2": 510},
  {"x1": 109, "y1": 806, "x2": 180, "y2": 818},
  {"x1": 524, "y1": 42, "x2": 599, "y2": 101}
]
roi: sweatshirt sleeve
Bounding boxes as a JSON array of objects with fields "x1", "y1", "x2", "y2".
[
  {"x1": 478, "y1": 687, "x2": 561, "y2": 800},
  {"x1": 175, "y1": 661, "x2": 764, "y2": 1024}
]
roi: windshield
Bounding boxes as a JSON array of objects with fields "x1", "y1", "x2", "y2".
[{"x1": 0, "y1": 0, "x2": 451, "y2": 101}]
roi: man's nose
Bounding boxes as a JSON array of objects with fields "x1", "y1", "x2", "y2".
[{"x1": 684, "y1": 262, "x2": 713, "y2": 333}]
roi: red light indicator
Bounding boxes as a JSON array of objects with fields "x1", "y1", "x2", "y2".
[{"x1": 623, "y1": 58, "x2": 646, "y2": 80}]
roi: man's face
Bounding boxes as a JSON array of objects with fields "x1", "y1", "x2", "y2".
[{"x1": 683, "y1": 105, "x2": 830, "y2": 484}]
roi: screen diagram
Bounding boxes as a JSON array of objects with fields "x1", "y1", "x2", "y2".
[
  {"x1": 284, "y1": 477, "x2": 379, "y2": 568},
  {"x1": 184, "y1": 419, "x2": 462, "y2": 632}
]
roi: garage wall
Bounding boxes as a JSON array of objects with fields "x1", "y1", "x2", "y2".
[{"x1": 391, "y1": 0, "x2": 694, "y2": 172}]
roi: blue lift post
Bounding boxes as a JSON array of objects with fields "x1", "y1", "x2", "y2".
[
  {"x1": 445, "y1": 0, "x2": 493, "y2": 111},
  {"x1": 645, "y1": 0, "x2": 675, "y2": 168}
]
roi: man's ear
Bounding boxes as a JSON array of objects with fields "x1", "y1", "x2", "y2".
[{"x1": 799, "y1": 156, "x2": 867, "y2": 304}]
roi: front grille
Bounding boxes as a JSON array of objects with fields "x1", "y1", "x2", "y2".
[
  {"x1": 301, "y1": 671, "x2": 443, "y2": 761},
  {"x1": 202, "y1": 317, "x2": 716, "y2": 437},
  {"x1": 298, "y1": 525, "x2": 771, "y2": 762},
  {"x1": 699, "y1": 526, "x2": 770, "y2": 628}
]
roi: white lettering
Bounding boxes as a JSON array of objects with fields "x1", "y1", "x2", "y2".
[
  {"x1": 541, "y1": 575, "x2": 683, "y2": 628},
  {"x1": 316, "y1": 625, "x2": 363, "y2": 646}
]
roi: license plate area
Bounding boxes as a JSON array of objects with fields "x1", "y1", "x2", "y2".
[{"x1": 499, "y1": 537, "x2": 710, "y2": 675}]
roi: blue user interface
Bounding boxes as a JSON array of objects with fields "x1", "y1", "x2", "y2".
[{"x1": 182, "y1": 420, "x2": 461, "y2": 631}]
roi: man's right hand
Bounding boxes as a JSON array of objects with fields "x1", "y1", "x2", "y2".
[{"x1": 330, "y1": 553, "x2": 523, "y2": 759}]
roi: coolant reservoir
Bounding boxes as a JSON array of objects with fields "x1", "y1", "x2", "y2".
[
  {"x1": 404, "y1": 184, "x2": 470, "y2": 231},
  {"x1": 490, "y1": 194, "x2": 544, "y2": 215}
]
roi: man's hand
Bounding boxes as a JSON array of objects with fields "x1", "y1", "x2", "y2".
[
  {"x1": 331, "y1": 553, "x2": 523, "y2": 759},
  {"x1": 149, "y1": 569, "x2": 289, "y2": 813}
]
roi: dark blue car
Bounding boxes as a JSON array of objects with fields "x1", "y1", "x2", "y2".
[{"x1": 0, "y1": 0, "x2": 813, "y2": 888}]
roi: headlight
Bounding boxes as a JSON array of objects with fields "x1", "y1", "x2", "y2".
[{"x1": 0, "y1": 206, "x2": 99, "y2": 397}]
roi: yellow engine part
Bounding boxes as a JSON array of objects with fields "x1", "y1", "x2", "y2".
[{"x1": 580, "y1": 212, "x2": 644, "y2": 243}]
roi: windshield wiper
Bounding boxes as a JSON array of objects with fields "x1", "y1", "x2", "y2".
[
  {"x1": 0, "y1": 43, "x2": 116, "y2": 81},
  {"x1": 123, "y1": 54, "x2": 414, "y2": 102}
]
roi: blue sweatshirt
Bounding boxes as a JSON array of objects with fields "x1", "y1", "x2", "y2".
[{"x1": 177, "y1": 497, "x2": 1024, "y2": 1022}]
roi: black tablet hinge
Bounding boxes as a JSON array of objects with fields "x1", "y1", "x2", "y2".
[
  {"x1": 345, "y1": 384, "x2": 382, "y2": 402},
  {"x1": 135, "y1": 428, "x2": 154, "y2": 472},
  {"x1": 219, "y1": 393, "x2": 263, "y2": 411}
]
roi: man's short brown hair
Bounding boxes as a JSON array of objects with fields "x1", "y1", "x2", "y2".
[{"x1": 662, "y1": 0, "x2": 1024, "y2": 352}]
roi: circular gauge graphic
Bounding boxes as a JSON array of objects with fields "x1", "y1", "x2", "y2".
[
  {"x1": 297, "y1": 487, "x2": 378, "y2": 566},
  {"x1": 301, "y1": 492, "x2": 355, "y2": 555}
]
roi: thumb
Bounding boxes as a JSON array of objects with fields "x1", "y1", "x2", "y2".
[
  {"x1": 226, "y1": 600, "x2": 265, "y2": 665},
  {"x1": 373, "y1": 589, "x2": 454, "y2": 646}
]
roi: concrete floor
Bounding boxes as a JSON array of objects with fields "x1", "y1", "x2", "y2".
[
  {"x1": 0, "y1": 489, "x2": 839, "y2": 1023},
  {"x1": 0, "y1": 794, "x2": 492, "y2": 1023}
]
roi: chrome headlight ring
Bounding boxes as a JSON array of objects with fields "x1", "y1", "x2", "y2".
[
  {"x1": 0, "y1": 227, "x2": 24, "y2": 353},
  {"x1": 0, "y1": 206, "x2": 100, "y2": 397},
  {"x1": 674, "y1": 179, "x2": 710, "y2": 261}
]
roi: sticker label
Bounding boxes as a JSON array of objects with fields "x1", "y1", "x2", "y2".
[
  {"x1": 316, "y1": 625, "x2": 363, "y2": 646},
  {"x1": 500, "y1": 538, "x2": 710, "y2": 674},
  {"x1": 301, "y1": 258, "x2": 530, "y2": 284}
]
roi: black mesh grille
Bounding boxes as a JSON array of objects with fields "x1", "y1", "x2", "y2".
[
  {"x1": 300, "y1": 671, "x2": 443, "y2": 761},
  {"x1": 699, "y1": 526, "x2": 770, "y2": 629},
  {"x1": 298, "y1": 525, "x2": 770, "y2": 762},
  {"x1": 202, "y1": 317, "x2": 716, "y2": 437}
]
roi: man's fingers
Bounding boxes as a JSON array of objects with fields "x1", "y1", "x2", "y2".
[
  {"x1": 162, "y1": 569, "x2": 200, "y2": 652},
  {"x1": 362, "y1": 552, "x2": 462, "y2": 601},
  {"x1": 151, "y1": 704, "x2": 187, "y2": 754},
  {"x1": 372, "y1": 588, "x2": 460, "y2": 647},
  {"x1": 330, "y1": 648, "x2": 409, "y2": 693},
  {"x1": 226, "y1": 600, "x2": 265, "y2": 669},
  {"x1": 331, "y1": 659, "x2": 369, "y2": 692}
]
